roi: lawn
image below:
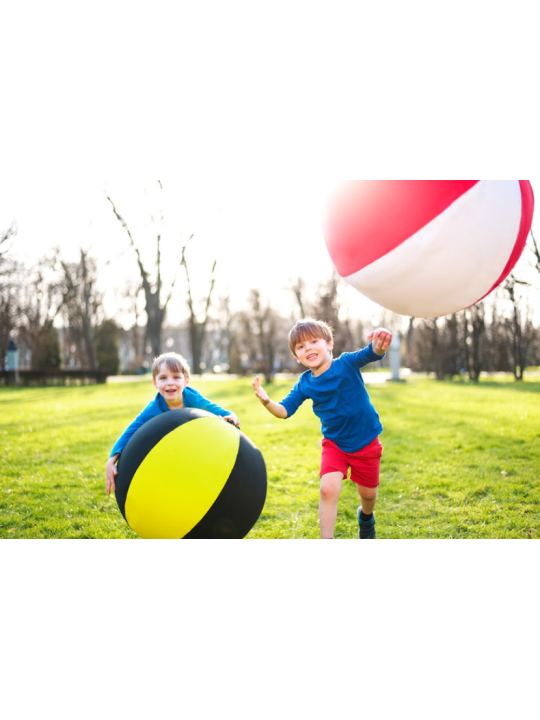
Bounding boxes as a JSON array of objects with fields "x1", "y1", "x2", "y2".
[{"x1": 1, "y1": 376, "x2": 539, "y2": 539}]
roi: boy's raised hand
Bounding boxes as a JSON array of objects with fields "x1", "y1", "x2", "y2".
[
  {"x1": 368, "y1": 328, "x2": 393, "y2": 356},
  {"x1": 252, "y1": 376, "x2": 270, "y2": 406}
]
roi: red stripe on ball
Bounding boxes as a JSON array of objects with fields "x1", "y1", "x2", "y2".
[{"x1": 323, "y1": 180, "x2": 480, "y2": 276}]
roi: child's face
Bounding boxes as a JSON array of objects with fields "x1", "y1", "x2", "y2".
[
  {"x1": 153, "y1": 365, "x2": 189, "y2": 404},
  {"x1": 294, "y1": 336, "x2": 333, "y2": 372}
]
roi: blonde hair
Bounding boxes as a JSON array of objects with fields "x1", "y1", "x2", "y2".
[
  {"x1": 288, "y1": 319, "x2": 334, "y2": 355},
  {"x1": 152, "y1": 352, "x2": 191, "y2": 379}
]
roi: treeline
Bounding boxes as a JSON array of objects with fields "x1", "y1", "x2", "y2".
[
  {"x1": 0, "y1": 235, "x2": 374, "y2": 381},
  {"x1": 0, "y1": 234, "x2": 120, "y2": 375},
  {"x1": 405, "y1": 283, "x2": 540, "y2": 381},
  {"x1": 2, "y1": 219, "x2": 540, "y2": 383}
]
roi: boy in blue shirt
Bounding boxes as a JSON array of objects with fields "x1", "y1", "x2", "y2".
[
  {"x1": 106, "y1": 352, "x2": 239, "y2": 495},
  {"x1": 253, "y1": 319, "x2": 392, "y2": 539}
]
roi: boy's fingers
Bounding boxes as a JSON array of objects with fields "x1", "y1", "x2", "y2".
[{"x1": 371, "y1": 330, "x2": 391, "y2": 345}]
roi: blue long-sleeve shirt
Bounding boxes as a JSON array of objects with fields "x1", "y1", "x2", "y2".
[
  {"x1": 109, "y1": 386, "x2": 231, "y2": 457},
  {"x1": 279, "y1": 344, "x2": 384, "y2": 453}
]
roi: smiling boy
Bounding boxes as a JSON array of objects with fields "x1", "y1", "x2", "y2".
[
  {"x1": 253, "y1": 318, "x2": 392, "y2": 539},
  {"x1": 106, "y1": 352, "x2": 239, "y2": 495}
]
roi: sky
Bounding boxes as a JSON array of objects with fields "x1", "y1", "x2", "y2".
[
  {"x1": 0, "y1": 175, "x2": 351, "y2": 323},
  {"x1": 2, "y1": 1, "x2": 540, "y2": 328}
]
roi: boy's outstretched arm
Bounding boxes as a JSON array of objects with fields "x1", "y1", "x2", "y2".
[
  {"x1": 368, "y1": 328, "x2": 393, "y2": 356},
  {"x1": 252, "y1": 376, "x2": 288, "y2": 419}
]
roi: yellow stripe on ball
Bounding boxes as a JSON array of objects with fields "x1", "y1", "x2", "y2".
[{"x1": 125, "y1": 417, "x2": 240, "y2": 539}]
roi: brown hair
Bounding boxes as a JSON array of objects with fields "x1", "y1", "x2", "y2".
[
  {"x1": 288, "y1": 319, "x2": 334, "y2": 355},
  {"x1": 152, "y1": 352, "x2": 191, "y2": 379}
]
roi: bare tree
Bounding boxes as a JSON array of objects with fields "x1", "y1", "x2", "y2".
[
  {"x1": 107, "y1": 184, "x2": 218, "y2": 367},
  {"x1": 117, "y1": 279, "x2": 145, "y2": 371},
  {"x1": 107, "y1": 186, "x2": 181, "y2": 358},
  {"x1": 290, "y1": 277, "x2": 308, "y2": 318},
  {"x1": 527, "y1": 229, "x2": 540, "y2": 280},
  {"x1": 407, "y1": 317, "x2": 452, "y2": 378},
  {"x1": 0, "y1": 228, "x2": 63, "y2": 370},
  {"x1": 0, "y1": 261, "x2": 21, "y2": 364},
  {"x1": 404, "y1": 316, "x2": 416, "y2": 369},
  {"x1": 245, "y1": 290, "x2": 277, "y2": 383},
  {"x1": 228, "y1": 308, "x2": 259, "y2": 375},
  {"x1": 203, "y1": 295, "x2": 239, "y2": 374},
  {"x1": 0, "y1": 223, "x2": 18, "y2": 361},
  {"x1": 16, "y1": 254, "x2": 64, "y2": 368},
  {"x1": 57, "y1": 249, "x2": 100, "y2": 369},
  {"x1": 0, "y1": 222, "x2": 17, "y2": 257},
  {"x1": 460, "y1": 303, "x2": 486, "y2": 381},
  {"x1": 407, "y1": 314, "x2": 467, "y2": 380},
  {"x1": 503, "y1": 275, "x2": 536, "y2": 380},
  {"x1": 418, "y1": 318, "x2": 440, "y2": 377},
  {"x1": 181, "y1": 243, "x2": 218, "y2": 373}
]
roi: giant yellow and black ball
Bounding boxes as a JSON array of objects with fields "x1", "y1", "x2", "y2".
[{"x1": 115, "y1": 409, "x2": 267, "y2": 539}]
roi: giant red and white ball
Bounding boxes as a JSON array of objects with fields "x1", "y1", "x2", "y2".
[{"x1": 323, "y1": 180, "x2": 535, "y2": 318}]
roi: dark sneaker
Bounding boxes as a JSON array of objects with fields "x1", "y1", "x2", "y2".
[{"x1": 357, "y1": 507, "x2": 376, "y2": 539}]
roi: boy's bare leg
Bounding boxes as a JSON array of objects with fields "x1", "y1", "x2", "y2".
[
  {"x1": 357, "y1": 485, "x2": 378, "y2": 515},
  {"x1": 319, "y1": 472, "x2": 344, "y2": 539}
]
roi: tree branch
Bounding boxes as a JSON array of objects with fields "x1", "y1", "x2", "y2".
[
  {"x1": 529, "y1": 228, "x2": 540, "y2": 272},
  {"x1": 163, "y1": 233, "x2": 195, "y2": 311},
  {"x1": 106, "y1": 195, "x2": 152, "y2": 298},
  {"x1": 155, "y1": 180, "x2": 165, "y2": 299},
  {"x1": 0, "y1": 221, "x2": 17, "y2": 256},
  {"x1": 180, "y1": 236, "x2": 196, "y2": 320}
]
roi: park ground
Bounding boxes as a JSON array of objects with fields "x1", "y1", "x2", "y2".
[{"x1": 0, "y1": 375, "x2": 539, "y2": 539}]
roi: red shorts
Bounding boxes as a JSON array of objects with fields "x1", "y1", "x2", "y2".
[{"x1": 320, "y1": 436, "x2": 383, "y2": 489}]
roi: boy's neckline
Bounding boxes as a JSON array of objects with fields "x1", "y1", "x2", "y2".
[{"x1": 310, "y1": 358, "x2": 333, "y2": 378}]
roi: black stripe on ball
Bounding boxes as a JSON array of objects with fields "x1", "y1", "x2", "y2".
[{"x1": 183, "y1": 431, "x2": 268, "y2": 539}]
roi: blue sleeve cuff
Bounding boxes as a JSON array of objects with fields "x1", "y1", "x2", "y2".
[{"x1": 368, "y1": 342, "x2": 386, "y2": 361}]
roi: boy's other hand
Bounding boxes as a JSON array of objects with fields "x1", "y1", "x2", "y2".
[
  {"x1": 223, "y1": 412, "x2": 240, "y2": 428},
  {"x1": 368, "y1": 328, "x2": 393, "y2": 355},
  {"x1": 252, "y1": 376, "x2": 270, "y2": 406},
  {"x1": 106, "y1": 455, "x2": 119, "y2": 495}
]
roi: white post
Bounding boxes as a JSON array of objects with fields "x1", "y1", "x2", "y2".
[
  {"x1": 389, "y1": 334, "x2": 403, "y2": 382},
  {"x1": 7, "y1": 338, "x2": 19, "y2": 385}
]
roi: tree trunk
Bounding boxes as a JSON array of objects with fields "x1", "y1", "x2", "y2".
[
  {"x1": 107, "y1": 193, "x2": 182, "y2": 362},
  {"x1": 182, "y1": 255, "x2": 217, "y2": 373},
  {"x1": 80, "y1": 250, "x2": 97, "y2": 369},
  {"x1": 145, "y1": 292, "x2": 165, "y2": 359}
]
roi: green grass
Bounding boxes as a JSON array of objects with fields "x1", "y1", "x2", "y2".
[{"x1": 1, "y1": 377, "x2": 539, "y2": 539}]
